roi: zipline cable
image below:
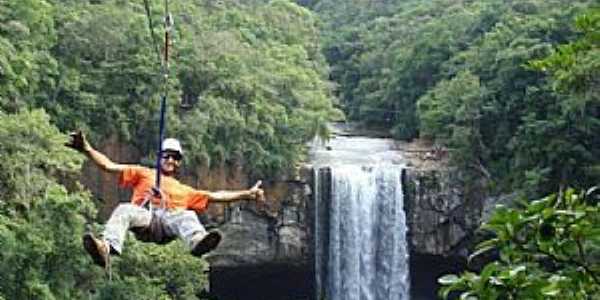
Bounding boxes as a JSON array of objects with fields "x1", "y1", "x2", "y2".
[
  {"x1": 154, "y1": 0, "x2": 172, "y2": 193},
  {"x1": 143, "y1": 0, "x2": 162, "y2": 64},
  {"x1": 140, "y1": 0, "x2": 173, "y2": 207}
]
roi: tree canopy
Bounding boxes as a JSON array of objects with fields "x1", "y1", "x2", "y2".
[
  {"x1": 0, "y1": 0, "x2": 339, "y2": 298},
  {"x1": 439, "y1": 187, "x2": 600, "y2": 299},
  {"x1": 1, "y1": 0, "x2": 599, "y2": 298},
  {"x1": 311, "y1": 3, "x2": 600, "y2": 296},
  {"x1": 0, "y1": 110, "x2": 208, "y2": 299},
  {"x1": 311, "y1": 0, "x2": 599, "y2": 196},
  {"x1": 1, "y1": 0, "x2": 341, "y2": 178}
]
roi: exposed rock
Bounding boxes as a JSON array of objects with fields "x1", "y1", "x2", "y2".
[
  {"x1": 403, "y1": 167, "x2": 486, "y2": 258},
  {"x1": 203, "y1": 169, "x2": 314, "y2": 300},
  {"x1": 80, "y1": 136, "x2": 493, "y2": 300},
  {"x1": 204, "y1": 167, "x2": 312, "y2": 267}
]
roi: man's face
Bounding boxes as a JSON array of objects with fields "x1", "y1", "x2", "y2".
[{"x1": 160, "y1": 150, "x2": 182, "y2": 175}]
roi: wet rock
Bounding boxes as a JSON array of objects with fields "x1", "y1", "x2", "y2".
[{"x1": 403, "y1": 168, "x2": 486, "y2": 257}]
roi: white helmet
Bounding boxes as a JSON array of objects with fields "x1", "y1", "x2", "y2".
[{"x1": 162, "y1": 138, "x2": 183, "y2": 155}]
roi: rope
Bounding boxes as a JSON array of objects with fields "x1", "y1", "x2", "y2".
[
  {"x1": 142, "y1": 0, "x2": 162, "y2": 64},
  {"x1": 155, "y1": 0, "x2": 172, "y2": 212},
  {"x1": 141, "y1": 0, "x2": 173, "y2": 212},
  {"x1": 154, "y1": 95, "x2": 167, "y2": 190}
]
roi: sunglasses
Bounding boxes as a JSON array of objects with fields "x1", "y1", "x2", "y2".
[{"x1": 161, "y1": 152, "x2": 182, "y2": 161}]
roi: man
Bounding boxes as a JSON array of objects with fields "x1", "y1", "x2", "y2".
[{"x1": 66, "y1": 131, "x2": 264, "y2": 268}]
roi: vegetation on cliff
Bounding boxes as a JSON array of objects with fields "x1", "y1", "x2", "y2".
[
  {"x1": 309, "y1": 1, "x2": 599, "y2": 297},
  {"x1": 309, "y1": 0, "x2": 599, "y2": 197},
  {"x1": 0, "y1": 0, "x2": 336, "y2": 298},
  {"x1": 437, "y1": 9, "x2": 600, "y2": 299},
  {"x1": 0, "y1": 0, "x2": 340, "y2": 178},
  {"x1": 1, "y1": 0, "x2": 598, "y2": 298}
]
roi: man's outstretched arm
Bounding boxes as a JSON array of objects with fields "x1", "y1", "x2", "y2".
[
  {"x1": 207, "y1": 180, "x2": 265, "y2": 203},
  {"x1": 66, "y1": 131, "x2": 128, "y2": 173}
]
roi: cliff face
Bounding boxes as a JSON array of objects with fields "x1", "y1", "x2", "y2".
[
  {"x1": 205, "y1": 176, "x2": 312, "y2": 268},
  {"x1": 203, "y1": 166, "x2": 486, "y2": 300},
  {"x1": 82, "y1": 138, "x2": 486, "y2": 300},
  {"x1": 403, "y1": 168, "x2": 486, "y2": 258},
  {"x1": 200, "y1": 167, "x2": 486, "y2": 267},
  {"x1": 205, "y1": 170, "x2": 314, "y2": 300},
  {"x1": 80, "y1": 138, "x2": 314, "y2": 299}
]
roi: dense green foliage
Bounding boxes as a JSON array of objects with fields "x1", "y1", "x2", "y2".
[
  {"x1": 2, "y1": 0, "x2": 598, "y2": 298},
  {"x1": 0, "y1": 110, "x2": 208, "y2": 299},
  {"x1": 439, "y1": 187, "x2": 600, "y2": 299},
  {"x1": 0, "y1": 110, "x2": 92, "y2": 299},
  {"x1": 311, "y1": 3, "x2": 600, "y2": 297},
  {"x1": 312, "y1": 0, "x2": 599, "y2": 196},
  {"x1": 436, "y1": 9, "x2": 600, "y2": 299},
  {"x1": 1, "y1": 0, "x2": 339, "y2": 177},
  {"x1": 524, "y1": 9, "x2": 600, "y2": 194},
  {"x1": 0, "y1": 0, "x2": 338, "y2": 298}
]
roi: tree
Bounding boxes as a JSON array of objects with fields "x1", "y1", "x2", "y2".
[
  {"x1": 1, "y1": 1, "x2": 343, "y2": 295},
  {"x1": 0, "y1": 109, "x2": 209, "y2": 299},
  {"x1": 523, "y1": 8, "x2": 600, "y2": 193},
  {"x1": 172, "y1": 0, "x2": 340, "y2": 176},
  {"x1": 0, "y1": 0, "x2": 340, "y2": 177},
  {"x1": 0, "y1": 109, "x2": 94, "y2": 299},
  {"x1": 439, "y1": 187, "x2": 600, "y2": 299},
  {"x1": 0, "y1": 0, "x2": 57, "y2": 112}
]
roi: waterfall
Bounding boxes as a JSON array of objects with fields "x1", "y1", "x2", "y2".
[{"x1": 314, "y1": 165, "x2": 410, "y2": 300}]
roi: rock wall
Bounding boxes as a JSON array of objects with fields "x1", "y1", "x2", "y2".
[
  {"x1": 403, "y1": 168, "x2": 486, "y2": 258},
  {"x1": 205, "y1": 170, "x2": 314, "y2": 300},
  {"x1": 205, "y1": 173, "x2": 312, "y2": 268},
  {"x1": 79, "y1": 137, "x2": 315, "y2": 300},
  {"x1": 402, "y1": 168, "x2": 486, "y2": 299},
  {"x1": 81, "y1": 138, "x2": 489, "y2": 300}
]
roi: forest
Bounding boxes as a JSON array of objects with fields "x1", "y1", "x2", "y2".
[
  {"x1": 312, "y1": 0, "x2": 598, "y2": 197},
  {"x1": 1, "y1": 0, "x2": 337, "y2": 298},
  {"x1": 0, "y1": 0, "x2": 598, "y2": 299},
  {"x1": 311, "y1": 0, "x2": 599, "y2": 297}
]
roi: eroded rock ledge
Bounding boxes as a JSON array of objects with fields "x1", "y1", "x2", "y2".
[
  {"x1": 403, "y1": 168, "x2": 485, "y2": 258},
  {"x1": 205, "y1": 166, "x2": 486, "y2": 264},
  {"x1": 203, "y1": 166, "x2": 486, "y2": 299}
]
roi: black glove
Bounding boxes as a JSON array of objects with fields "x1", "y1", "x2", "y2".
[{"x1": 65, "y1": 130, "x2": 88, "y2": 153}]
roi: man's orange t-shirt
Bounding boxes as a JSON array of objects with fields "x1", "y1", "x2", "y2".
[{"x1": 119, "y1": 166, "x2": 209, "y2": 213}]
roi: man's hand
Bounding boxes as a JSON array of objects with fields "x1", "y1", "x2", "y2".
[
  {"x1": 65, "y1": 130, "x2": 125, "y2": 173},
  {"x1": 139, "y1": 187, "x2": 170, "y2": 208},
  {"x1": 249, "y1": 180, "x2": 265, "y2": 203},
  {"x1": 207, "y1": 181, "x2": 266, "y2": 204},
  {"x1": 66, "y1": 130, "x2": 90, "y2": 153}
]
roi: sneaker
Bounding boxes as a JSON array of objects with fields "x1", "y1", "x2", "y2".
[
  {"x1": 83, "y1": 233, "x2": 110, "y2": 268},
  {"x1": 191, "y1": 231, "x2": 222, "y2": 257}
]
